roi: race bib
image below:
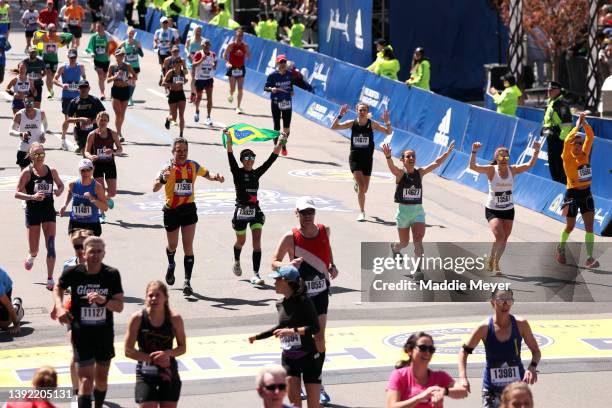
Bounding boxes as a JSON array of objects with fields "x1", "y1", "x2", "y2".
[
  {"x1": 306, "y1": 278, "x2": 327, "y2": 296},
  {"x1": 69, "y1": 18, "x2": 79, "y2": 25},
  {"x1": 173, "y1": 180, "x2": 192, "y2": 196},
  {"x1": 117, "y1": 70, "x2": 128, "y2": 81},
  {"x1": 67, "y1": 82, "x2": 79, "y2": 91},
  {"x1": 82, "y1": 123, "x2": 94, "y2": 130},
  {"x1": 494, "y1": 191, "x2": 513, "y2": 208},
  {"x1": 95, "y1": 46, "x2": 106, "y2": 55},
  {"x1": 280, "y1": 333, "x2": 302, "y2": 351},
  {"x1": 34, "y1": 181, "x2": 53, "y2": 194},
  {"x1": 490, "y1": 365, "x2": 520, "y2": 386},
  {"x1": 402, "y1": 187, "x2": 422, "y2": 201},
  {"x1": 577, "y1": 165, "x2": 592, "y2": 182},
  {"x1": 80, "y1": 304, "x2": 106, "y2": 326},
  {"x1": 16, "y1": 83, "x2": 30, "y2": 93},
  {"x1": 353, "y1": 135, "x2": 370, "y2": 147},
  {"x1": 173, "y1": 76, "x2": 185, "y2": 85},
  {"x1": 27, "y1": 72, "x2": 41, "y2": 80},
  {"x1": 45, "y1": 43, "x2": 57, "y2": 54},
  {"x1": 73, "y1": 203, "x2": 92, "y2": 219},
  {"x1": 277, "y1": 99, "x2": 292, "y2": 110},
  {"x1": 96, "y1": 148, "x2": 111, "y2": 160},
  {"x1": 197, "y1": 67, "x2": 212, "y2": 80},
  {"x1": 126, "y1": 53, "x2": 138, "y2": 62},
  {"x1": 231, "y1": 68, "x2": 243, "y2": 77},
  {"x1": 236, "y1": 207, "x2": 256, "y2": 220}
]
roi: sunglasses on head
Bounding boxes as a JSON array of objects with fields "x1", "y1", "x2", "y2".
[
  {"x1": 263, "y1": 383, "x2": 286, "y2": 392},
  {"x1": 298, "y1": 208, "x2": 315, "y2": 215},
  {"x1": 31, "y1": 152, "x2": 45, "y2": 159},
  {"x1": 416, "y1": 344, "x2": 436, "y2": 353}
]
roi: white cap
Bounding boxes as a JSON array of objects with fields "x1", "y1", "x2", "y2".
[
  {"x1": 296, "y1": 196, "x2": 316, "y2": 211},
  {"x1": 78, "y1": 158, "x2": 94, "y2": 170},
  {"x1": 160, "y1": 16, "x2": 168, "y2": 23}
]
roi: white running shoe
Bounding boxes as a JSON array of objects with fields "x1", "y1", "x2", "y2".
[
  {"x1": 61, "y1": 139, "x2": 69, "y2": 151},
  {"x1": 236, "y1": 107, "x2": 243, "y2": 114},
  {"x1": 46, "y1": 278, "x2": 55, "y2": 291},
  {"x1": 205, "y1": 117, "x2": 213, "y2": 126},
  {"x1": 12, "y1": 297, "x2": 24, "y2": 322},
  {"x1": 233, "y1": 261, "x2": 243, "y2": 277},
  {"x1": 24, "y1": 255, "x2": 36, "y2": 271},
  {"x1": 227, "y1": 94, "x2": 234, "y2": 103},
  {"x1": 250, "y1": 273, "x2": 264, "y2": 286},
  {"x1": 357, "y1": 212, "x2": 366, "y2": 222}
]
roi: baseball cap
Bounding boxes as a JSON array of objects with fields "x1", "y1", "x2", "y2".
[
  {"x1": 78, "y1": 158, "x2": 94, "y2": 170},
  {"x1": 268, "y1": 265, "x2": 300, "y2": 282},
  {"x1": 548, "y1": 81, "x2": 563, "y2": 90},
  {"x1": 68, "y1": 49, "x2": 78, "y2": 58},
  {"x1": 78, "y1": 79, "x2": 90, "y2": 88},
  {"x1": 114, "y1": 48, "x2": 125, "y2": 55},
  {"x1": 276, "y1": 54, "x2": 287, "y2": 63},
  {"x1": 296, "y1": 196, "x2": 316, "y2": 211},
  {"x1": 160, "y1": 16, "x2": 168, "y2": 23}
]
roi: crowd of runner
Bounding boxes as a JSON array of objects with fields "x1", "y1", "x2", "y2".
[{"x1": 0, "y1": 3, "x2": 603, "y2": 408}]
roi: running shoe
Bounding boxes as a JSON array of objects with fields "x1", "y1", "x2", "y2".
[
  {"x1": 47, "y1": 89, "x2": 54, "y2": 99},
  {"x1": 585, "y1": 257, "x2": 600, "y2": 269},
  {"x1": 232, "y1": 261, "x2": 242, "y2": 277},
  {"x1": 183, "y1": 280, "x2": 193, "y2": 296},
  {"x1": 107, "y1": 198, "x2": 114, "y2": 209},
  {"x1": 24, "y1": 255, "x2": 35, "y2": 271},
  {"x1": 194, "y1": 111, "x2": 200, "y2": 123},
  {"x1": 119, "y1": 135, "x2": 125, "y2": 143},
  {"x1": 390, "y1": 242, "x2": 401, "y2": 257},
  {"x1": 282, "y1": 145, "x2": 288, "y2": 156},
  {"x1": 555, "y1": 245, "x2": 566, "y2": 265},
  {"x1": 12, "y1": 297, "x2": 24, "y2": 322},
  {"x1": 74, "y1": 147, "x2": 82, "y2": 155},
  {"x1": 493, "y1": 259, "x2": 502, "y2": 276},
  {"x1": 46, "y1": 277, "x2": 55, "y2": 291},
  {"x1": 227, "y1": 94, "x2": 234, "y2": 103},
  {"x1": 128, "y1": 98, "x2": 134, "y2": 107},
  {"x1": 300, "y1": 388, "x2": 306, "y2": 400},
  {"x1": 250, "y1": 273, "x2": 264, "y2": 286},
  {"x1": 485, "y1": 256, "x2": 494, "y2": 272},
  {"x1": 320, "y1": 386, "x2": 331, "y2": 405},
  {"x1": 353, "y1": 180, "x2": 358, "y2": 193},
  {"x1": 100, "y1": 95, "x2": 106, "y2": 101},
  {"x1": 61, "y1": 139, "x2": 69, "y2": 151},
  {"x1": 165, "y1": 263, "x2": 176, "y2": 286},
  {"x1": 236, "y1": 107, "x2": 244, "y2": 114},
  {"x1": 357, "y1": 212, "x2": 366, "y2": 222},
  {"x1": 100, "y1": 213, "x2": 106, "y2": 224},
  {"x1": 164, "y1": 118, "x2": 170, "y2": 129},
  {"x1": 205, "y1": 117, "x2": 213, "y2": 126}
]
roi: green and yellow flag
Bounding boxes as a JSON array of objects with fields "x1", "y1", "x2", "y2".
[{"x1": 222, "y1": 124, "x2": 279, "y2": 147}]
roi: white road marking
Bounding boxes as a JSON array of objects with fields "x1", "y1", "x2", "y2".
[
  {"x1": 146, "y1": 88, "x2": 167, "y2": 98},
  {"x1": 51, "y1": 132, "x2": 78, "y2": 152}
]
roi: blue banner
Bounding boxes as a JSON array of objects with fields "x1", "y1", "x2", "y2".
[
  {"x1": 317, "y1": 0, "x2": 372, "y2": 68},
  {"x1": 462, "y1": 107, "x2": 516, "y2": 158}
]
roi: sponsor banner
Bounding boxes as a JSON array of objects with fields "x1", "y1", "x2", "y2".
[
  {"x1": 463, "y1": 107, "x2": 517, "y2": 159},
  {"x1": 439, "y1": 151, "x2": 489, "y2": 194},
  {"x1": 420, "y1": 95, "x2": 471, "y2": 150}
]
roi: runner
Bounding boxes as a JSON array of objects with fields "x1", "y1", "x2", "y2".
[
  {"x1": 15, "y1": 142, "x2": 64, "y2": 290},
  {"x1": 5, "y1": 62, "x2": 37, "y2": 115},
  {"x1": 0, "y1": 31, "x2": 8, "y2": 84},
  {"x1": 60, "y1": 158, "x2": 109, "y2": 236},
  {"x1": 223, "y1": 27, "x2": 251, "y2": 114},
  {"x1": 271, "y1": 196, "x2": 339, "y2": 405},
  {"x1": 256, "y1": 365, "x2": 294, "y2": 408},
  {"x1": 458, "y1": 288, "x2": 541, "y2": 408},
  {"x1": 469, "y1": 140, "x2": 541, "y2": 275},
  {"x1": 224, "y1": 129, "x2": 284, "y2": 285},
  {"x1": 556, "y1": 112, "x2": 600, "y2": 269},
  {"x1": 84, "y1": 111, "x2": 123, "y2": 223},
  {"x1": 248, "y1": 265, "x2": 322, "y2": 408},
  {"x1": 64, "y1": 0, "x2": 85, "y2": 49},
  {"x1": 0, "y1": 267, "x2": 24, "y2": 335},
  {"x1": 124, "y1": 280, "x2": 186, "y2": 407},
  {"x1": 54, "y1": 47, "x2": 86, "y2": 150},
  {"x1": 163, "y1": 53, "x2": 188, "y2": 138},
  {"x1": 21, "y1": 47, "x2": 45, "y2": 108},
  {"x1": 10, "y1": 96, "x2": 48, "y2": 170},
  {"x1": 54, "y1": 236, "x2": 124, "y2": 408},
  {"x1": 153, "y1": 138, "x2": 225, "y2": 296},
  {"x1": 107, "y1": 48, "x2": 137, "y2": 141},
  {"x1": 119, "y1": 27, "x2": 143, "y2": 106},
  {"x1": 21, "y1": 1, "x2": 39, "y2": 53},
  {"x1": 65, "y1": 79, "x2": 106, "y2": 154},
  {"x1": 382, "y1": 141, "x2": 454, "y2": 266},
  {"x1": 185, "y1": 25, "x2": 203, "y2": 103},
  {"x1": 499, "y1": 382, "x2": 533, "y2": 408},
  {"x1": 86, "y1": 21, "x2": 111, "y2": 100},
  {"x1": 386, "y1": 332, "x2": 468, "y2": 407},
  {"x1": 264, "y1": 54, "x2": 293, "y2": 156},
  {"x1": 87, "y1": 0, "x2": 103, "y2": 31},
  {"x1": 332, "y1": 103, "x2": 392, "y2": 221},
  {"x1": 37, "y1": 0, "x2": 58, "y2": 30},
  {"x1": 191, "y1": 38, "x2": 216, "y2": 125},
  {"x1": 32, "y1": 23, "x2": 62, "y2": 99},
  {"x1": 153, "y1": 16, "x2": 179, "y2": 86}
]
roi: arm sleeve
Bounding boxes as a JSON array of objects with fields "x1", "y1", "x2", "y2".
[
  {"x1": 85, "y1": 35, "x2": 94, "y2": 54},
  {"x1": 255, "y1": 152, "x2": 278, "y2": 177},
  {"x1": 264, "y1": 73, "x2": 274, "y2": 91},
  {"x1": 255, "y1": 323, "x2": 280, "y2": 340}
]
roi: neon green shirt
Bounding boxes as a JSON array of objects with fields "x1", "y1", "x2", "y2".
[
  {"x1": 288, "y1": 23, "x2": 305, "y2": 48},
  {"x1": 0, "y1": 5, "x2": 9, "y2": 24},
  {"x1": 209, "y1": 9, "x2": 231, "y2": 27},
  {"x1": 265, "y1": 20, "x2": 278, "y2": 40},
  {"x1": 493, "y1": 85, "x2": 522, "y2": 116},
  {"x1": 374, "y1": 58, "x2": 400, "y2": 80},
  {"x1": 86, "y1": 33, "x2": 110, "y2": 62},
  {"x1": 407, "y1": 59, "x2": 430, "y2": 90}
]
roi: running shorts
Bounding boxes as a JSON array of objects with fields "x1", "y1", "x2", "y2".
[
  {"x1": 349, "y1": 151, "x2": 374, "y2": 176},
  {"x1": 93, "y1": 160, "x2": 117, "y2": 180},
  {"x1": 396, "y1": 203, "x2": 426, "y2": 228},
  {"x1": 163, "y1": 202, "x2": 198, "y2": 232},
  {"x1": 68, "y1": 220, "x2": 102, "y2": 236},
  {"x1": 0, "y1": 289, "x2": 12, "y2": 321},
  {"x1": 195, "y1": 79, "x2": 213, "y2": 91},
  {"x1": 281, "y1": 351, "x2": 324, "y2": 384},
  {"x1": 225, "y1": 66, "x2": 245, "y2": 78},
  {"x1": 135, "y1": 376, "x2": 182, "y2": 403},
  {"x1": 16, "y1": 150, "x2": 31, "y2": 169},
  {"x1": 308, "y1": 290, "x2": 329, "y2": 316},
  {"x1": 12, "y1": 99, "x2": 26, "y2": 110},
  {"x1": 111, "y1": 85, "x2": 130, "y2": 101},
  {"x1": 44, "y1": 60, "x2": 58, "y2": 73},
  {"x1": 231, "y1": 206, "x2": 265, "y2": 233},
  {"x1": 485, "y1": 207, "x2": 515, "y2": 222},
  {"x1": 562, "y1": 188, "x2": 594, "y2": 218},
  {"x1": 94, "y1": 60, "x2": 110, "y2": 73},
  {"x1": 71, "y1": 330, "x2": 115, "y2": 366},
  {"x1": 167, "y1": 90, "x2": 185, "y2": 104},
  {"x1": 68, "y1": 25, "x2": 82, "y2": 38},
  {"x1": 25, "y1": 205, "x2": 57, "y2": 227}
]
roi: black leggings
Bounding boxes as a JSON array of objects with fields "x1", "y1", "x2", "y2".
[{"x1": 271, "y1": 101, "x2": 292, "y2": 131}]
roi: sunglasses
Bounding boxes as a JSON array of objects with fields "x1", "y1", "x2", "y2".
[
  {"x1": 242, "y1": 156, "x2": 256, "y2": 161},
  {"x1": 263, "y1": 383, "x2": 286, "y2": 392},
  {"x1": 73, "y1": 244, "x2": 84, "y2": 250},
  {"x1": 416, "y1": 344, "x2": 436, "y2": 353},
  {"x1": 495, "y1": 297, "x2": 514, "y2": 305},
  {"x1": 80, "y1": 168, "x2": 93, "y2": 172},
  {"x1": 298, "y1": 208, "x2": 315, "y2": 215},
  {"x1": 497, "y1": 155, "x2": 510, "y2": 160},
  {"x1": 31, "y1": 152, "x2": 45, "y2": 159}
]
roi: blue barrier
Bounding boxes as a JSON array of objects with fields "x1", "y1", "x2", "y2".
[{"x1": 114, "y1": 14, "x2": 612, "y2": 235}]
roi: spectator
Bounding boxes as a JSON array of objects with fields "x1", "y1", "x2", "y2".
[
  {"x1": 252, "y1": 13, "x2": 272, "y2": 40},
  {"x1": 124, "y1": 0, "x2": 134, "y2": 25},
  {"x1": 136, "y1": 0, "x2": 147, "y2": 29},
  {"x1": 0, "y1": 267, "x2": 24, "y2": 335},
  {"x1": 490, "y1": 74, "x2": 523, "y2": 117},
  {"x1": 256, "y1": 364, "x2": 293, "y2": 408},
  {"x1": 209, "y1": 3, "x2": 239, "y2": 29},
  {"x1": 4, "y1": 366, "x2": 58, "y2": 408},
  {"x1": 367, "y1": 38, "x2": 391, "y2": 72},
  {"x1": 284, "y1": 15, "x2": 305, "y2": 48},
  {"x1": 266, "y1": 13, "x2": 279, "y2": 41},
  {"x1": 598, "y1": 40, "x2": 612, "y2": 80},
  {"x1": 386, "y1": 332, "x2": 467, "y2": 407},
  {"x1": 273, "y1": 0, "x2": 297, "y2": 28},
  {"x1": 406, "y1": 47, "x2": 430, "y2": 91},
  {"x1": 500, "y1": 382, "x2": 534, "y2": 408},
  {"x1": 375, "y1": 47, "x2": 400, "y2": 81}
]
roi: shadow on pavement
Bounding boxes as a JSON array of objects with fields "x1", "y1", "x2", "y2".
[
  {"x1": 281, "y1": 156, "x2": 342, "y2": 167},
  {"x1": 106, "y1": 220, "x2": 164, "y2": 230},
  {"x1": 366, "y1": 216, "x2": 395, "y2": 226},
  {"x1": 0, "y1": 326, "x2": 35, "y2": 341},
  {"x1": 116, "y1": 190, "x2": 145, "y2": 196},
  {"x1": 122, "y1": 141, "x2": 171, "y2": 147},
  {"x1": 330, "y1": 286, "x2": 361, "y2": 295},
  {"x1": 176, "y1": 289, "x2": 276, "y2": 310}
]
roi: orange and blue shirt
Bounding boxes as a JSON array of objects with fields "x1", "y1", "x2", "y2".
[{"x1": 162, "y1": 160, "x2": 208, "y2": 209}]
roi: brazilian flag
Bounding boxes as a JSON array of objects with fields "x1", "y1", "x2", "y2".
[
  {"x1": 222, "y1": 124, "x2": 279, "y2": 147},
  {"x1": 34, "y1": 30, "x2": 73, "y2": 54}
]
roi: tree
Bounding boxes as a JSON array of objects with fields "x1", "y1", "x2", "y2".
[{"x1": 498, "y1": 0, "x2": 589, "y2": 80}]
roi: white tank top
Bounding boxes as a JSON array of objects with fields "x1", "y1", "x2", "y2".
[
  {"x1": 18, "y1": 108, "x2": 43, "y2": 152},
  {"x1": 486, "y1": 165, "x2": 514, "y2": 210},
  {"x1": 14, "y1": 78, "x2": 31, "y2": 96},
  {"x1": 195, "y1": 53, "x2": 216, "y2": 80}
]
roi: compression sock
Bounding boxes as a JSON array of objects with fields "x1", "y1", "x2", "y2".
[
  {"x1": 77, "y1": 395, "x2": 91, "y2": 408},
  {"x1": 184, "y1": 255, "x2": 194, "y2": 281},
  {"x1": 252, "y1": 250, "x2": 262, "y2": 273},
  {"x1": 585, "y1": 232, "x2": 595, "y2": 257},
  {"x1": 560, "y1": 230, "x2": 570, "y2": 249},
  {"x1": 233, "y1": 245, "x2": 242, "y2": 262},
  {"x1": 166, "y1": 248, "x2": 176, "y2": 264},
  {"x1": 93, "y1": 389, "x2": 106, "y2": 408}
]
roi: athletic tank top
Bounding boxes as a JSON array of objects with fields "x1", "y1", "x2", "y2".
[
  {"x1": 483, "y1": 315, "x2": 525, "y2": 391},
  {"x1": 61, "y1": 62, "x2": 81, "y2": 99},
  {"x1": 14, "y1": 78, "x2": 31, "y2": 97},
  {"x1": 187, "y1": 38, "x2": 202, "y2": 68},
  {"x1": 394, "y1": 170, "x2": 423, "y2": 205},
  {"x1": 123, "y1": 42, "x2": 140, "y2": 67},
  {"x1": 70, "y1": 179, "x2": 99, "y2": 223},
  {"x1": 194, "y1": 52, "x2": 216, "y2": 80},
  {"x1": 228, "y1": 42, "x2": 246, "y2": 67},
  {"x1": 91, "y1": 128, "x2": 115, "y2": 162},
  {"x1": 293, "y1": 224, "x2": 331, "y2": 297},
  {"x1": 111, "y1": 63, "x2": 129, "y2": 82},
  {"x1": 25, "y1": 165, "x2": 55, "y2": 212},
  {"x1": 18, "y1": 109, "x2": 43, "y2": 152},
  {"x1": 135, "y1": 308, "x2": 178, "y2": 380},
  {"x1": 350, "y1": 119, "x2": 375, "y2": 154},
  {"x1": 171, "y1": 71, "x2": 185, "y2": 87},
  {"x1": 486, "y1": 166, "x2": 514, "y2": 210}
]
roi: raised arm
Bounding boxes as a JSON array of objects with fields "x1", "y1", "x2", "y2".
[
  {"x1": 469, "y1": 142, "x2": 494, "y2": 176},
  {"x1": 420, "y1": 140, "x2": 455, "y2": 176},
  {"x1": 371, "y1": 109, "x2": 392, "y2": 135},
  {"x1": 512, "y1": 140, "x2": 541, "y2": 175},
  {"x1": 381, "y1": 143, "x2": 404, "y2": 178},
  {"x1": 330, "y1": 104, "x2": 354, "y2": 130}
]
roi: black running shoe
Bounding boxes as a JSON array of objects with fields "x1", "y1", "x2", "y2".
[
  {"x1": 165, "y1": 118, "x2": 170, "y2": 129},
  {"x1": 183, "y1": 280, "x2": 193, "y2": 296},
  {"x1": 165, "y1": 263, "x2": 176, "y2": 286}
]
